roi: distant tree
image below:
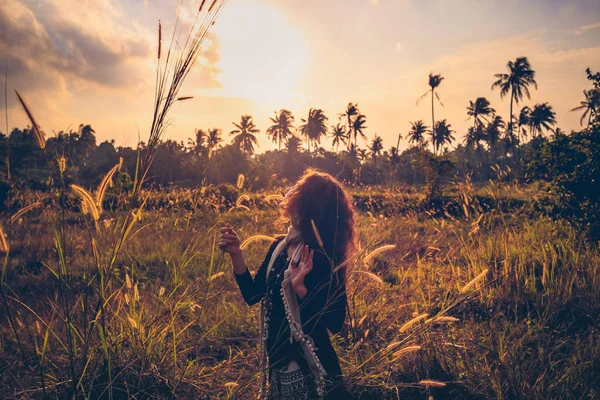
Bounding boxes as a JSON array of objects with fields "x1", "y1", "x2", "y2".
[
  {"x1": 492, "y1": 57, "x2": 537, "y2": 147},
  {"x1": 300, "y1": 108, "x2": 328, "y2": 153},
  {"x1": 467, "y1": 97, "x2": 495, "y2": 132},
  {"x1": 570, "y1": 88, "x2": 599, "y2": 129},
  {"x1": 418, "y1": 73, "x2": 444, "y2": 140},
  {"x1": 267, "y1": 109, "x2": 295, "y2": 150},
  {"x1": 528, "y1": 103, "x2": 557, "y2": 137},
  {"x1": 408, "y1": 120, "x2": 428, "y2": 148},
  {"x1": 486, "y1": 115, "x2": 506, "y2": 147},
  {"x1": 230, "y1": 115, "x2": 260, "y2": 156},
  {"x1": 351, "y1": 114, "x2": 368, "y2": 147},
  {"x1": 190, "y1": 129, "x2": 207, "y2": 157},
  {"x1": 329, "y1": 123, "x2": 347, "y2": 151},
  {"x1": 207, "y1": 128, "x2": 222, "y2": 158},
  {"x1": 341, "y1": 103, "x2": 360, "y2": 150},
  {"x1": 430, "y1": 119, "x2": 455, "y2": 155},
  {"x1": 285, "y1": 135, "x2": 302, "y2": 153},
  {"x1": 369, "y1": 134, "x2": 383, "y2": 162}
]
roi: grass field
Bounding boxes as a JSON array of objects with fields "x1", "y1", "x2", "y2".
[{"x1": 1, "y1": 181, "x2": 599, "y2": 399}]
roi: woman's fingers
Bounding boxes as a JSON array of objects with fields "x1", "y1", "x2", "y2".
[{"x1": 291, "y1": 260, "x2": 298, "y2": 270}]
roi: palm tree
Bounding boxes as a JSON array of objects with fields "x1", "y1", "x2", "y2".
[
  {"x1": 552, "y1": 127, "x2": 567, "y2": 138},
  {"x1": 570, "y1": 88, "x2": 600, "y2": 129},
  {"x1": 351, "y1": 114, "x2": 367, "y2": 147},
  {"x1": 191, "y1": 129, "x2": 207, "y2": 156},
  {"x1": 285, "y1": 135, "x2": 302, "y2": 153},
  {"x1": 486, "y1": 115, "x2": 505, "y2": 147},
  {"x1": 207, "y1": 128, "x2": 222, "y2": 158},
  {"x1": 266, "y1": 109, "x2": 295, "y2": 150},
  {"x1": 230, "y1": 115, "x2": 260, "y2": 155},
  {"x1": 408, "y1": 120, "x2": 428, "y2": 148},
  {"x1": 417, "y1": 73, "x2": 445, "y2": 139},
  {"x1": 430, "y1": 119, "x2": 455, "y2": 155},
  {"x1": 369, "y1": 134, "x2": 383, "y2": 162},
  {"x1": 466, "y1": 97, "x2": 495, "y2": 132},
  {"x1": 341, "y1": 103, "x2": 360, "y2": 149},
  {"x1": 528, "y1": 103, "x2": 557, "y2": 137},
  {"x1": 491, "y1": 57, "x2": 537, "y2": 145},
  {"x1": 517, "y1": 106, "x2": 531, "y2": 145},
  {"x1": 300, "y1": 108, "x2": 328, "y2": 153},
  {"x1": 329, "y1": 123, "x2": 347, "y2": 151}
]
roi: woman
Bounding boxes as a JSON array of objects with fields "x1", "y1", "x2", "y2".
[{"x1": 218, "y1": 169, "x2": 356, "y2": 399}]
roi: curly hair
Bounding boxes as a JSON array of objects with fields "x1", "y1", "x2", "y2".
[{"x1": 280, "y1": 169, "x2": 356, "y2": 274}]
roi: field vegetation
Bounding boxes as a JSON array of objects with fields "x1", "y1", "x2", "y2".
[{"x1": 1, "y1": 4, "x2": 600, "y2": 398}]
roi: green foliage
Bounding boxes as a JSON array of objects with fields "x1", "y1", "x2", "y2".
[{"x1": 526, "y1": 70, "x2": 600, "y2": 239}]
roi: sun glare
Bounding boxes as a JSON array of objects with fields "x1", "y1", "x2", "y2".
[{"x1": 211, "y1": 0, "x2": 309, "y2": 107}]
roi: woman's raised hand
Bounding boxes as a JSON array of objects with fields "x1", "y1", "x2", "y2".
[
  {"x1": 218, "y1": 223, "x2": 241, "y2": 255},
  {"x1": 290, "y1": 244, "x2": 313, "y2": 298}
]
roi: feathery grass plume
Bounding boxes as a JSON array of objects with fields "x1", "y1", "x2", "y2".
[
  {"x1": 418, "y1": 380, "x2": 446, "y2": 388},
  {"x1": 125, "y1": 273, "x2": 132, "y2": 289},
  {"x1": 158, "y1": 21, "x2": 162, "y2": 59},
  {"x1": 177, "y1": 96, "x2": 194, "y2": 101},
  {"x1": 351, "y1": 270, "x2": 384, "y2": 284},
  {"x1": 117, "y1": 156, "x2": 123, "y2": 171},
  {"x1": 310, "y1": 219, "x2": 324, "y2": 248},
  {"x1": 425, "y1": 316, "x2": 460, "y2": 324},
  {"x1": 460, "y1": 268, "x2": 489, "y2": 293},
  {"x1": 10, "y1": 202, "x2": 41, "y2": 224},
  {"x1": 240, "y1": 235, "x2": 275, "y2": 250},
  {"x1": 391, "y1": 345, "x2": 421, "y2": 360},
  {"x1": 208, "y1": 0, "x2": 218, "y2": 13},
  {"x1": 96, "y1": 163, "x2": 120, "y2": 209},
  {"x1": 209, "y1": 271, "x2": 224, "y2": 282},
  {"x1": 15, "y1": 90, "x2": 46, "y2": 149},
  {"x1": 72, "y1": 184, "x2": 100, "y2": 220},
  {"x1": 236, "y1": 205, "x2": 251, "y2": 212},
  {"x1": 56, "y1": 156, "x2": 67, "y2": 174},
  {"x1": 0, "y1": 224, "x2": 9, "y2": 252},
  {"x1": 399, "y1": 313, "x2": 429, "y2": 333},
  {"x1": 363, "y1": 244, "x2": 396, "y2": 265},
  {"x1": 264, "y1": 194, "x2": 284, "y2": 202},
  {"x1": 199, "y1": 0, "x2": 206, "y2": 12},
  {"x1": 236, "y1": 173, "x2": 245, "y2": 189},
  {"x1": 236, "y1": 194, "x2": 250, "y2": 207},
  {"x1": 142, "y1": 0, "x2": 225, "y2": 193}
]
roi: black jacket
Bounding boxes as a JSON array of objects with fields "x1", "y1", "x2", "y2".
[{"x1": 234, "y1": 238, "x2": 349, "y2": 396}]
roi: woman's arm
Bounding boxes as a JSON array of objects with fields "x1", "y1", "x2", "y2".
[{"x1": 218, "y1": 224, "x2": 281, "y2": 306}]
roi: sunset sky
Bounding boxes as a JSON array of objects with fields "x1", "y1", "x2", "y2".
[{"x1": 2, "y1": 0, "x2": 600, "y2": 152}]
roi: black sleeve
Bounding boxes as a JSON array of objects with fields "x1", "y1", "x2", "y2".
[
  {"x1": 299, "y1": 252, "x2": 347, "y2": 335},
  {"x1": 234, "y1": 238, "x2": 282, "y2": 306}
]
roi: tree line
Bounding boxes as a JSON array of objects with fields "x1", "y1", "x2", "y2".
[{"x1": 0, "y1": 58, "x2": 598, "y2": 196}]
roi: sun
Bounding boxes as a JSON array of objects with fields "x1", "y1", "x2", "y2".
[{"x1": 211, "y1": 0, "x2": 309, "y2": 107}]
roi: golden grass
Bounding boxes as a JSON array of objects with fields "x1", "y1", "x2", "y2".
[
  {"x1": 240, "y1": 235, "x2": 275, "y2": 250},
  {"x1": 15, "y1": 90, "x2": 46, "y2": 149},
  {"x1": 311, "y1": 219, "x2": 324, "y2": 248},
  {"x1": 264, "y1": 194, "x2": 284, "y2": 202},
  {"x1": 0, "y1": 224, "x2": 9, "y2": 252},
  {"x1": 351, "y1": 270, "x2": 384, "y2": 285},
  {"x1": 460, "y1": 268, "x2": 489, "y2": 293},
  {"x1": 364, "y1": 244, "x2": 396, "y2": 265},
  {"x1": 418, "y1": 379, "x2": 446, "y2": 387},
  {"x1": 72, "y1": 185, "x2": 100, "y2": 221},
  {"x1": 95, "y1": 163, "x2": 120, "y2": 208},
  {"x1": 10, "y1": 202, "x2": 41, "y2": 224},
  {"x1": 399, "y1": 313, "x2": 429, "y2": 333}
]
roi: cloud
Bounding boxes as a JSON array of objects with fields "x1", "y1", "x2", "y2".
[
  {"x1": 0, "y1": 0, "x2": 222, "y2": 117},
  {"x1": 395, "y1": 42, "x2": 404, "y2": 52},
  {"x1": 567, "y1": 20, "x2": 600, "y2": 36}
]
